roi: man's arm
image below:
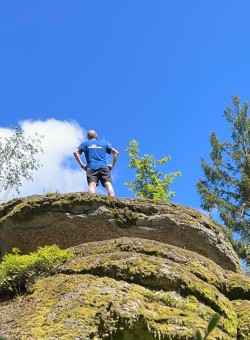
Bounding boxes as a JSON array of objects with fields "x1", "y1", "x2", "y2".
[
  {"x1": 108, "y1": 148, "x2": 119, "y2": 170},
  {"x1": 73, "y1": 149, "x2": 87, "y2": 171}
]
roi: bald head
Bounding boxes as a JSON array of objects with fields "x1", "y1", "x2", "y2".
[{"x1": 87, "y1": 130, "x2": 98, "y2": 140}]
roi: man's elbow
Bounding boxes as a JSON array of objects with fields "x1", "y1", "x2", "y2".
[{"x1": 73, "y1": 149, "x2": 79, "y2": 156}]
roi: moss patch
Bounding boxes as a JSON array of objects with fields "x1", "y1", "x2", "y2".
[
  {"x1": 232, "y1": 300, "x2": 250, "y2": 339},
  {"x1": 72, "y1": 238, "x2": 250, "y2": 301},
  {"x1": 225, "y1": 273, "x2": 250, "y2": 300},
  {"x1": 61, "y1": 247, "x2": 237, "y2": 337},
  {"x1": 1, "y1": 237, "x2": 246, "y2": 339},
  {"x1": 5, "y1": 274, "x2": 233, "y2": 340},
  {"x1": 110, "y1": 207, "x2": 138, "y2": 228}
]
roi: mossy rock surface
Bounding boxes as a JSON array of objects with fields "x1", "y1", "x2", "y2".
[
  {"x1": 0, "y1": 193, "x2": 241, "y2": 272},
  {"x1": 2, "y1": 237, "x2": 250, "y2": 339},
  {"x1": 232, "y1": 300, "x2": 250, "y2": 339},
  {"x1": 0, "y1": 274, "x2": 233, "y2": 339}
]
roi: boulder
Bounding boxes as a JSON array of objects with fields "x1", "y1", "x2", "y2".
[
  {"x1": 0, "y1": 193, "x2": 250, "y2": 339},
  {"x1": 0, "y1": 192, "x2": 241, "y2": 273},
  {"x1": 1, "y1": 237, "x2": 250, "y2": 339}
]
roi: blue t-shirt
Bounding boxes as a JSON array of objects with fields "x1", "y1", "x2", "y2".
[{"x1": 78, "y1": 139, "x2": 112, "y2": 170}]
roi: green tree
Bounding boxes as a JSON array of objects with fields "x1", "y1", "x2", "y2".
[
  {"x1": 0, "y1": 125, "x2": 44, "y2": 196},
  {"x1": 196, "y1": 96, "x2": 250, "y2": 265},
  {"x1": 125, "y1": 139, "x2": 181, "y2": 200}
]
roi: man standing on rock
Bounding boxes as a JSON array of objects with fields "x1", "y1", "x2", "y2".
[{"x1": 73, "y1": 130, "x2": 119, "y2": 197}]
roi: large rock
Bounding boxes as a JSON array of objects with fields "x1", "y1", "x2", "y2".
[
  {"x1": 1, "y1": 194, "x2": 250, "y2": 339},
  {"x1": 0, "y1": 192, "x2": 241, "y2": 272},
  {"x1": 1, "y1": 237, "x2": 250, "y2": 339}
]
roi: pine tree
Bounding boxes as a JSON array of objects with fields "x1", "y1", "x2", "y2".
[{"x1": 196, "y1": 96, "x2": 250, "y2": 265}]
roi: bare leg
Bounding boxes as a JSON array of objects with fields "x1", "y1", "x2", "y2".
[
  {"x1": 104, "y1": 182, "x2": 115, "y2": 197},
  {"x1": 88, "y1": 182, "x2": 97, "y2": 194}
]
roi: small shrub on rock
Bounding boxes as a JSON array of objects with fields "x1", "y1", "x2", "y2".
[{"x1": 0, "y1": 245, "x2": 72, "y2": 296}]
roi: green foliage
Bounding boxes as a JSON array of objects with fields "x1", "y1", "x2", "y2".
[
  {"x1": 0, "y1": 124, "x2": 44, "y2": 194},
  {"x1": 233, "y1": 240, "x2": 250, "y2": 274},
  {"x1": 196, "y1": 95, "x2": 250, "y2": 266},
  {"x1": 0, "y1": 245, "x2": 72, "y2": 296},
  {"x1": 195, "y1": 313, "x2": 220, "y2": 339},
  {"x1": 125, "y1": 140, "x2": 181, "y2": 200}
]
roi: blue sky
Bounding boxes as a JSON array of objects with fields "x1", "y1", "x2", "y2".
[{"x1": 1, "y1": 1, "x2": 250, "y2": 209}]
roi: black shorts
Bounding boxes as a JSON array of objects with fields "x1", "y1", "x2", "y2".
[{"x1": 87, "y1": 168, "x2": 112, "y2": 187}]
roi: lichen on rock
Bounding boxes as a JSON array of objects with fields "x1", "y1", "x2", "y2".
[
  {"x1": 1, "y1": 237, "x2": 250, "y2": 339},
  {"x1": 0, "y1": 194, "x2": 250, "y2": 339},
  {"x1": 0, "y1": 193, "x2": 242, "y2": 272}
]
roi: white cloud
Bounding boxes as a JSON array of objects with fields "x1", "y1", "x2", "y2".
[
  {"x1": 3, "y1": 119, "x2": 89, "y2": 200},
  {"x1": 0, "y1": 127, "x2": 13, "y2": 138}
]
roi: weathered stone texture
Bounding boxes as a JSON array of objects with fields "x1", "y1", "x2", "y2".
[
  {"x1": 2, "y1": 237, "x2": 250, "y2": 339},
  {"x1": 0, "y1": 192, "x2": 241, "y2": 272},
  {"x1": 0, "y1": 193, "x2": 250, "y2": 339}
]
